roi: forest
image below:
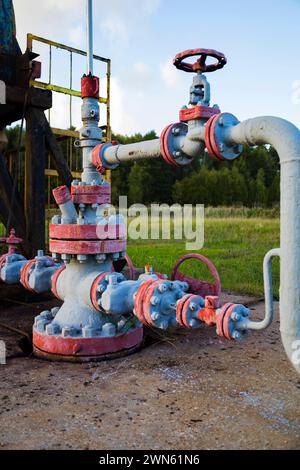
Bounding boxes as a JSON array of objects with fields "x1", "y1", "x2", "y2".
[{"x1": 4, "y1": 126, "x2": 280, "y2": 208}]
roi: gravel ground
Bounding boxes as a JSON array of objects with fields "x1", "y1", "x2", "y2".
[{"x1": 0, "y1": 293, "x2": 299, "y2": 450}]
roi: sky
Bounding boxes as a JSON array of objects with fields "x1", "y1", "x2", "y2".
[{"x1": 13, "y1": 0, "x2": 300, "y2": 135}]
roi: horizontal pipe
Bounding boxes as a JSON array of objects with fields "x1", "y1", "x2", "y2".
[
  {"x1": 225, "y1": 116, "x2": 300, "y2": 374},
  {"x1": 103, "y1": 139, "x2": 161, "y2": 165}
]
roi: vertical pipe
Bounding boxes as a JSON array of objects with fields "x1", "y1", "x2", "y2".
[
  {"x1": 86, "y1": 0, "x2": 94, "y2": 75},
  {"x1": 225, "y1": 116, "x2": 300, "y2": 374},
  {"x1": 69, "y1": 51, "x2": 73, "y2": 129}
]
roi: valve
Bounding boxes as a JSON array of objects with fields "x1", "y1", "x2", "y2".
[
  {"x1": 173, "y1": 48, "x2": 227, "y2": 74},
  {"x1": 173, "y1": 48, "x2": 226, "y2": 121}
]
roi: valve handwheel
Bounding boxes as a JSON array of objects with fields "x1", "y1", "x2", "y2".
[{"x1": 173, "y1": 48, "x2": 227, "y2": 73}]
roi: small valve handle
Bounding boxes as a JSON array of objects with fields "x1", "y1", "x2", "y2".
[{"x1": 173, "y1": 48, "x2": 227, "y2": 73}]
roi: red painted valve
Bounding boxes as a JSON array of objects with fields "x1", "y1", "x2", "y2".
[{"x1": 173, "y1": 48, "x2": 227, "y2": 74}]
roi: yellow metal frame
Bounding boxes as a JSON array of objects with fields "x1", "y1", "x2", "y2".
[
  {"x1": 27, "y1": 33, "x2": 111, "y2": 138},
  {"x1": 27, "y1": 33, "x2": 112, "y2": 187}
]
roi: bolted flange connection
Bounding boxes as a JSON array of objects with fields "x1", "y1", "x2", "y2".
[
  {"x1": 205, "y1": 112, "x2": 243, "y2": 161},
  {"x1": 134, "y1": 278, "x2": 189, "y2": 329},
  {"x1": 216, "y1": 303, "x2": 250, "y2": 341},
  {"x1": 160, "y1": 122, "x2": 193, "y2": 167}
]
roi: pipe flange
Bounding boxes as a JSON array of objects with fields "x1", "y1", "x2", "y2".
[
  {"x1": 90, "y1": 272, "x2": 110, "y2": 311},
  {"x1": 176, "y1": 294, "x2": 204, "y2": 328},
  {"x1": 176, "y1": 293, "x2": 193, "y2": 327},
  {"x1": 160, "y1": 123, "x2": 193, "y2": 167},
  {"x1": 180, "y1": 105, "x2": 220, "y2": 122},
  {"x1": 142, "y1": 279, "x2": 172, "y2": 328},
  {"x1": 216, "y1": 303, "x2": 249, "y2": 340},
  {"x1": 92, "y1": 142, "x2": 119, "y2": 174},
  {"x1": 33, "y1": 326, "x2": 144, "y2": 362},
  {"x1": 20, "y1": 259, "x2": 37, "y2": 292},
  {"x1": 51, "y1": 265, "x2": 66, "y2": 300},
  {"x1": 134, "y1": 279, "x2": 155, "y2": 325},
  {"x1": 205, "y1": 113, "x2": 243, "y2": 161}
]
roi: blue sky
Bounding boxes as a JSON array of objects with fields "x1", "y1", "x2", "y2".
[{"x1": 13, "y1": 0, "x2": 300, "y2": 134}]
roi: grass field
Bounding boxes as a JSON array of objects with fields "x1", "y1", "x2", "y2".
[
  {"x1": 1, "y1": 212, "x2": 280, "y2": 297},
  {"x1": 127, "y1": 217, "x2": 280, "y2": 297}
]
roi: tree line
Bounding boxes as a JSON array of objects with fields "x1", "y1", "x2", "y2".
[
  {"x1": 112, "y1": 130, "x2": 280, "y2": 207},
  {"x1": 4, "y1": 126, "x2": 280, "y2": 208}
]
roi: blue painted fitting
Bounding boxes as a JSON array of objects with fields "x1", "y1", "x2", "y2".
[{"x1": 205, "y1": 112, "x2": 243, "y2": 161}]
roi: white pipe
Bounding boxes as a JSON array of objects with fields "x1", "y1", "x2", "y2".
[
  {"x1": 237, "y1": 248, "x2": 280, "y2": 331},
  {"x1": 225, "y1": 116, "x2": 300, "y2": 374},
  {"x1": 103, "y1": 139, "x2": 161, "y2": 165},
  {"x1": 86, "y1": 0, "x2": 94, "y2": 75},
  {"x1": 102, "y1": 131, "x2": 203, "y2": 166}
]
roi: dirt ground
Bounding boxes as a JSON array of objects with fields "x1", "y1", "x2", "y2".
[{"x1": 0, "y1": 292, "x2": 299, "y2": 450}]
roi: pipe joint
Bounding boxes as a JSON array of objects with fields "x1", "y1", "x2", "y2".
[
  {"x1": 205, "y1": 112, "x2": 243, "y2": 161},
  {"x1": 160, "y1": 122, "x2": 194, "y2": 167}
]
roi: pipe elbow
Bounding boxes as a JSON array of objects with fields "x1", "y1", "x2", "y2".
[{"x1": 226, "y1": 116, "x2": 300, "y2": 164}]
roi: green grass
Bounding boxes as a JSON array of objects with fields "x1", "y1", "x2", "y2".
[
  {"x1": 127, "y1": 218, "x2": 280, "y2": 297},
  {"x1": 1, "y1": 214, "x2": 280, "y2": 297}
]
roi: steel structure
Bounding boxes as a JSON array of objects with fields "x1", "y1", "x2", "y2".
[{"x1": 1, "y1": 1, "x2": 299, "y2": 374}]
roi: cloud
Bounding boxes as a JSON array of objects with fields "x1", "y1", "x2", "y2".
[
  {"x1": 12, "y1": 0, "x2": 161, "y2": 135},
  {"x1": 99, "y1": 0, "x2": 161, "y2": 43},
  {"x1": 68, "y1": 25, "x2": 85, "y2": 49},
  {"x1": 13, "y1": 0, "x2": 83, "y2": 50},
  {"x1": 103, "y1": 77, "x2": 138, "y2": 135},
  {"x1": 160, "y1": 57, "x2": 183, "y2": 89}
]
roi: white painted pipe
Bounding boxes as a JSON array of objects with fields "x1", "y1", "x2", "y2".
[
  {"x1": 103, "y1": 139, "x2": 162, "y2": 165},
  {"x1": 86, "y1": 0, "x2": 94, "y2": 75},
  {"x1": 237, "y1": 248, "x2": 280, "y2": 331},
  {"x1": 102, "y1": 131, "x2": 203, "y2": 167},
  {"x1": 224, "y1": 116, "x2": 300, "y2": 374}
]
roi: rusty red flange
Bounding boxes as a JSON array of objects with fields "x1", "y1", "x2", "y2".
[
  {"x1": 20, "y1": 259, "x2": 37, "y2": 292},
  {"x1": 142, "y1": 279, "x2": 166, "y2": 327},
  {"x1": 180, "y1": 294, "x2": 200, "y2": 329},
  {"x1": 134, "y1": 279, "x2": 155, "y2": 326},
  {"x1": 216, "y1": 302, "x2": 234, "y2": 338},
  {"x1": 176, "y1": 293, "x2": 193, "y2": 327},
  {"x1": 180, "y1": 105, "x2": 220, "y2": 122},
  {"x1": 51, "y1": 265, "x2": 66, "y2": 300},
  {"x1": 90, "y1": 271, "x2": 109, "y2": 311},
  {"x1": 160, "y1": 124, "x2": 180, "y2": 167},
  {"x1": 92, "y1": 141, "x2": 119, "y2": 174},
  {"x1": 205, "y1": 114, "x2": 224, "y2": 161},
  {"x1": 49, "y1": 239, "x2": 127, "y2": 255},
  {"x1": 53, "y1": 186, "x2": 72, "y2": 205},
  {"x1": 33, "y1": 326, "x2": 144, "y2": 362},
  {"x1": 71, "y1": 184, "x2": 111, "y2": 205},
  {"x1": 49, "y1": 224, "x2": 126, "y2": 241}
]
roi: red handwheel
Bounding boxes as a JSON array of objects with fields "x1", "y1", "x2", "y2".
[
  {"x1": 173, "y1": 48, "x2": 227, "y2": 74},
  {"x1": 171, "y1": 253, "x2": 221, "y2": 298}
]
